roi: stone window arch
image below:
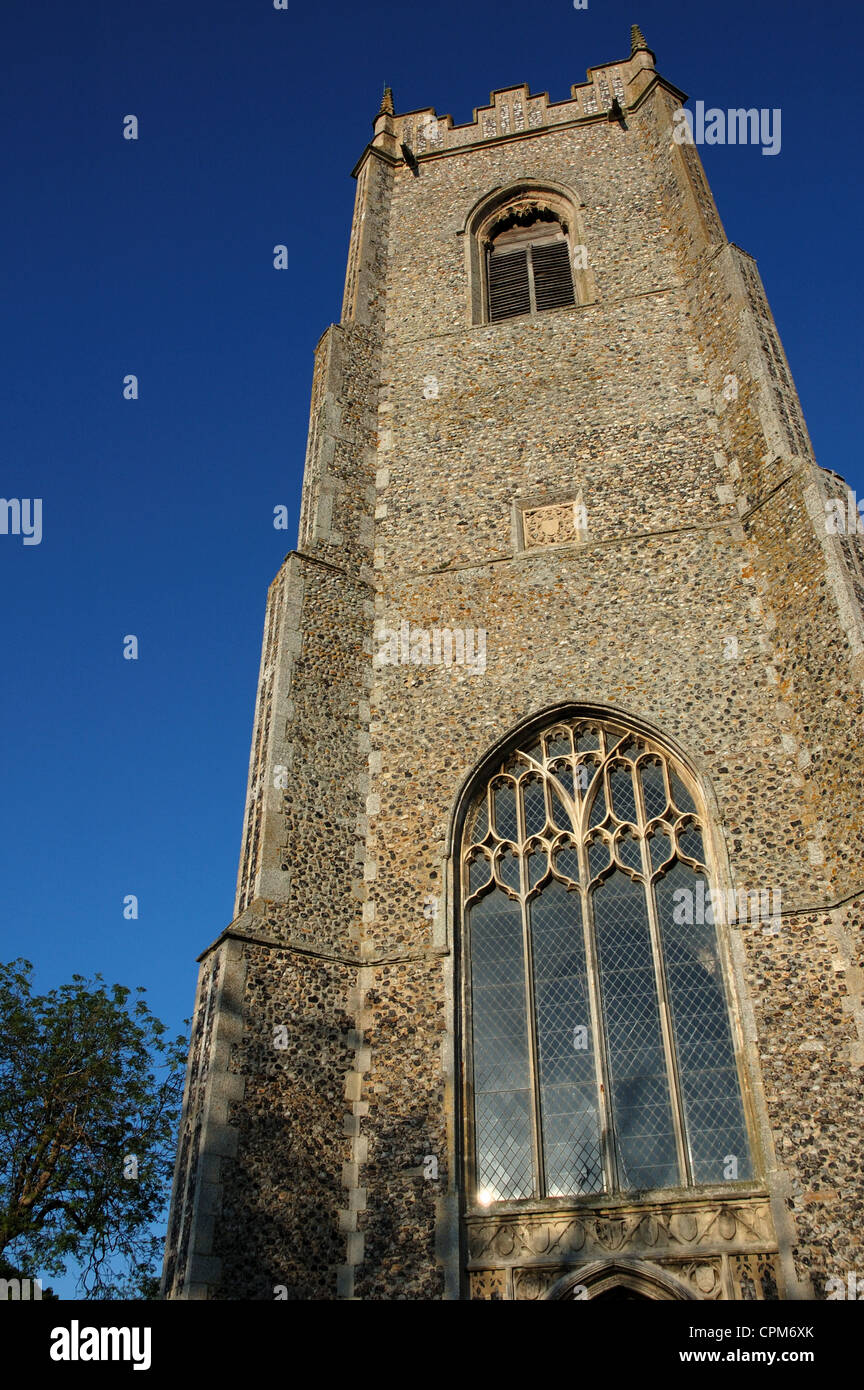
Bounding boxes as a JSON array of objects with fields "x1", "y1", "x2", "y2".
[
  {"x1": 459, "y1": 711, "x2": 754, "y2": 1205},
  {"x1": 462, "y1": 181, "x2": 596, "y2": 325}
]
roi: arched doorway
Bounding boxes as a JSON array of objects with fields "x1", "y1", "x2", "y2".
[{"x1": 548, "y1": 1260, "x2": 697, "y2": 1301}]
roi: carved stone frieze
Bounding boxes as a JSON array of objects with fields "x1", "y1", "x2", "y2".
[
  {"x1": 677, "y1": 1258, "x2": 724, "y2": 1300},
  {"x1": 512, "y1": 1267, "x2": 563, "y2": 1301},
  {"x1": 731, "y1": 1252, "x2": 781, "y2": 1301},
  {"x1": 469, "y1": 1268, "x2": 507, "y2": 1300},
  {"x1": 506, "y1": 1255, "x2": 727, "y2": 1301},
  {"x1": 466, "y1": 1193, "x2": 776, "y2": 1269},
  {"x1": 473, "y1": 1249, "x2": 779, "y2": 1301}
]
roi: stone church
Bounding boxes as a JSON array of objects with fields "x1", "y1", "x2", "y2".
[{"x1": 163, "y1": 28, "x2": 864, "y2": 1300}]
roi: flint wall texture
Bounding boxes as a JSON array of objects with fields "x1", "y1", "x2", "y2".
[{"x1": 163, "y1": 40, "x2": 864, "y2": 1300}]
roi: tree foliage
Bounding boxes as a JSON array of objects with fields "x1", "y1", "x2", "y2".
[{"x1": 0, "y1": 959, "x2": 187, "y2": 1298}]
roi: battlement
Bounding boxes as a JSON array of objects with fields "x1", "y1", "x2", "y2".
[{"x1": 377, "y1": 24, "x2": 670, "y2": 157}]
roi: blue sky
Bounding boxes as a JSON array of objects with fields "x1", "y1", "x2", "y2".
[{"x1": 1, "y1": 0, "x2": 861, "y2": 1292}]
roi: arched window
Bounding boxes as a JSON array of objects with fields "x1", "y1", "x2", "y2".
[
  {"x1": 461, "y1": 714, "x2": 753, "y2": 1204},
  {"x1": 461, "y1": 181, "x2": 596, "y2": 325}
]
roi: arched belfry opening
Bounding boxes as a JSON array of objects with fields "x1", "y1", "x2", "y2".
[{"x1": 462, "y1": 180, "x2": 596, "y2": 322}]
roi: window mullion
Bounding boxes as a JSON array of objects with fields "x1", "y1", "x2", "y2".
[
  {"x1": 635, "y1": 761, "x2": 692, "y2": 1185},
  {"x1": 579, "y1": 877, "x2": 617, "y2": 1194},
  {"x1": 517, "y1": 782, "x2": 545, "y2": 1199},
  {"x1": 577, "y1": 762, "x2": 617, "y2": 1195},
  {"x1": 526, "y1": 244, "x2": 538, "y2": 314}
]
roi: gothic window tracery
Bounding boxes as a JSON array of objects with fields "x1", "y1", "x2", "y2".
[{"x1": 462, "y1": 715, "x2": 753, "y2": 1204}]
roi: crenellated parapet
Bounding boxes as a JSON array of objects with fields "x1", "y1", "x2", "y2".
[{"x1": 375, "y1": 30, "x2": 669, "y2": 161}]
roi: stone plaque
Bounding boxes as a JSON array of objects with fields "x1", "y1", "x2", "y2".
[{"x1": 522, "y1": 499, "x2": 587, "y2": 548}]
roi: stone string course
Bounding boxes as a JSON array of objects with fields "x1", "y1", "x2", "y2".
[{"x1": 163, "y1": 32, "x2": 864, "y2": 1300}]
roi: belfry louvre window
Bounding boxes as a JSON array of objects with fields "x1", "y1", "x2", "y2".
[
  {"x1": 462, "y1": 716, "x2": 753, "y2": 1203},
  {"x1": 487, "y1": 217, "x2": 576, "y2": 322}
]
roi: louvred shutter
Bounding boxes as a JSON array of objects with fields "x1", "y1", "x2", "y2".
[
  {"x1": 487, "y1": 247, "x2": 531, "y2": 322},
  {"x1": 530, "y1": 239, "x2": 576, "y2": 311}
]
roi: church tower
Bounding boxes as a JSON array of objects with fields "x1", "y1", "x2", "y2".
[{"x1": 163, "y1": 28, "x2": 864, "y2": 1301}]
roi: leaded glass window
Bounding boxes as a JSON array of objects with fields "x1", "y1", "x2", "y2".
[{"x1": 462, "y1": 716, "x2": 752, "y2": 1203}]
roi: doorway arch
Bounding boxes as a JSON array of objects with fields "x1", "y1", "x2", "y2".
[{"x1": 546, "y1": 1259, "x2": 698, "y2": 1301}]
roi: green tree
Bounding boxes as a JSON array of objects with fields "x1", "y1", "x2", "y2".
[{"x1": 0, "y1": 959, "x2": 187, "y2": 1298}]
